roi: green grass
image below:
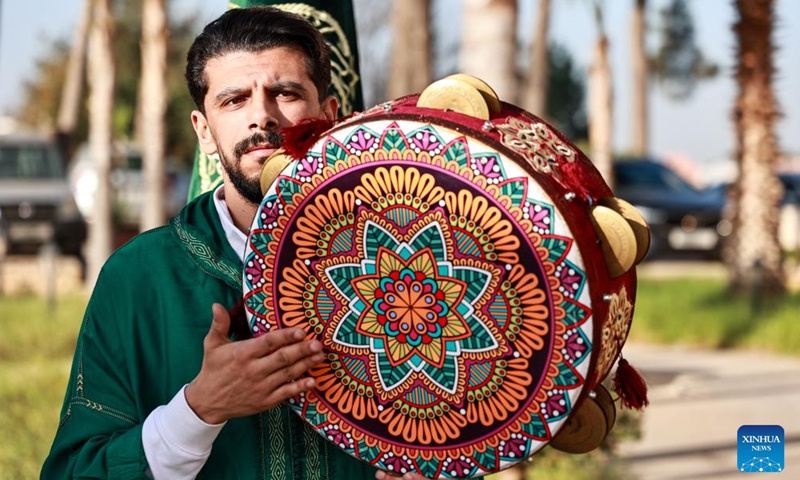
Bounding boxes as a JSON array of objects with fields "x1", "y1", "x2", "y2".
[
  {"x1": 630, "y1": 278, "x2": 800, "y2": 354},
  {"x1": 0, "y1": 294, "x2": 87, "y2": 479}
]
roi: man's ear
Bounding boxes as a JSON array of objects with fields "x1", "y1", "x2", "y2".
[
  {"x1": 320, "y1": 95, "x2": 339, "y2": 121},
  {"x1": 191, "y1": 110, "x2": 218, "y2": 155}
]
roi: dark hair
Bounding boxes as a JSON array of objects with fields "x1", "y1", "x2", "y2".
[{"x1": 185, "y1": 6, "x2": 331, "y2": 112}]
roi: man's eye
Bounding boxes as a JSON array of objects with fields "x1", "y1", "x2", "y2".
[
  {"x1": 224, "y1": 97, "x2": 246, "y2": 107},
  {"x1": 276, "y1": 91, "x2": 299, "y2": 100}
]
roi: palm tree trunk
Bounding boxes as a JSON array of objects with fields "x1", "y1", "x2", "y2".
[
  {"x1": 588, "y1": 3, "x2": 614, "y2": 187},
  {"x1": 139, "y1": 0, "x2": 169, "y2": 231},
  {"x1": 523, "y1": 0, "x2": 550, "y2": 117},
  {"x1": 727, "y1": 0, "x2": 784, "y2": 295},
  {"x1": 85, "y1": 0, "x2": 115, "y2": 290},
  {"x1": 460, "y1": 0, "x2": 518, "y2": 101},
  {"x1": 630, "y1": 0, "x2": 648, "y2": 156},
  {"x1": 55, "y1": 0, "x2": 92, "y2": 163},
  {"x1": 387, "y1": 0, "x2": 431, "y2": 98}
]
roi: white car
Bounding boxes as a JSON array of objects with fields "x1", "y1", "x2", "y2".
[{"x1": 69, "y1": 143, "x2": 190, "y2": 230}]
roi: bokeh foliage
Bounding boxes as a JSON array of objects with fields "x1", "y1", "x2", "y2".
[{"x1": 13, "y1": 0, "x2": 201, "y2": 165}]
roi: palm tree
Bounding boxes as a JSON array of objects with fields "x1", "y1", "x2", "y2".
[
  {"x1": 726, "y1": 0, "x2": 784, "y2": 295},
  {"x1": 522, "y1": 0, "x2": 551, "y2": 117},
  {"x1": 85, "y1": 0, "x2": 116, "y2": 289},
  {"x1": 630, "y1": 0, "x2": 647, "y2": 156},
  {"x1": 460, "y1": 0, "x2": 517, "y2": 102},
  {"x1": 588, "y1": 0, "x2": 614, "y2": 187},
  {"x1": 56, "y1": 0, "x2": 92, "y2": 163},
  {"x1": 139, "y1": 0, "x2": 169, "y2": 231},
  {"x1": 387, "y1": 0, "x2": 431, "y2": 98}
]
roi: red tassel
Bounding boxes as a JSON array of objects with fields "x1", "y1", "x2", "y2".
[
  {"x1": 279, "y1": 117, "x2": 334, "y2": 160},
  {"x1": 227, "y1": 299, "x2": 251, "y2": 341},
  {"x1": 613, "y1": 357, "x2": 649, "y2": 410}
]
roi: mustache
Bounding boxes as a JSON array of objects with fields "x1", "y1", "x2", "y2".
[{"x1": 233, "y1": 131, "x2": 283, "y2": 158}]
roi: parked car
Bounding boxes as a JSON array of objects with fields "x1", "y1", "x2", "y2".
[
  {"x1": 780, "y1": 173, "x2": 800, "y2": 204},
  {"x1": 69, "y1": 143, "x2": 191, "y2": 231},
  {"x1": 705, "y1": 172, "x2": 800, "y2": 253},
  {"x1": 613, "y1": 159, "x2": 728, "y2": 257},
  {"x1": 777, "y1": 173, "x2": 800, "y2": 253},
  {"x1": 0, "y1": 134, "x2": 87, "y2": 257}
]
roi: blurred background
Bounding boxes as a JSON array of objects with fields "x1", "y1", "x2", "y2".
[{"x1": 1, "y1": 0, "x2": 799, "y2": 478}]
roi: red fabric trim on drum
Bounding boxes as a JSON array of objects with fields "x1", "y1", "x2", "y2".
[{"x1": 280, "y1": 118, "x2": 335, "y2": 160}]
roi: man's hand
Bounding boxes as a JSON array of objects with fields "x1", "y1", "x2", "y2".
[
  {"x1": 185, "y1": 303, "x2": 324, "y2": 424},
  {"x1": 375, "y1": 470, "x2": 434, "y2": 480}
]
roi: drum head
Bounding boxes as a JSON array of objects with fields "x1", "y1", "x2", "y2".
[{"x1": 243, "y1": 117, "x2": 596, "y2": 478}]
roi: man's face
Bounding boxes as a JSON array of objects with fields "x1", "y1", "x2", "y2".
[{"x1": 192, "y1": 46, "x2": 337, "y2": 205}]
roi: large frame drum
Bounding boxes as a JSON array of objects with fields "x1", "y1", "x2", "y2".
[{"x1": 242, "y1": 93, "x2": 639, "y2": 478}]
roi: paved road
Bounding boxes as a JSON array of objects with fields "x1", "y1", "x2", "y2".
[{"x1": 617, "y1": 343, "x2": 800, "y2": 479}]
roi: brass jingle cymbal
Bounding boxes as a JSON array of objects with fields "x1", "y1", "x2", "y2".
[
  {"x1": 592, "y1": 385, "x2": 617, "y2": 432},
  {"x1": 445, "y1": 73, "x2": 502, "y2": 113},
  {"x1": 589, "y1": 205, "x2": 638, "y2": 278},
  {"x1": 549, "y1": 396, "x2": 609, "y2": 454},
  {"x1": 598, "y1": 197, "x2": 651, "y2": 265},
  {"x1": 417, "y1": 78, "x2": 491, "y2": 120},
  {"x1": 260, "y1": 149, "x2": 295, "y2": 196}
]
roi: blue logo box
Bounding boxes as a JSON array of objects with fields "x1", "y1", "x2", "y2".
[{"x1": 738, "y1": 425, "x2": 784, "y2": 473}]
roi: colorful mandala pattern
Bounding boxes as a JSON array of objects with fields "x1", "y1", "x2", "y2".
[{"x1": 243, "y1": 120, "x2": 594, "y2": 478}]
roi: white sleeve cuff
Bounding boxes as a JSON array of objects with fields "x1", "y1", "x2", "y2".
[{"x1": 142, "y1": 385, "x2": 226, "y2": 480}]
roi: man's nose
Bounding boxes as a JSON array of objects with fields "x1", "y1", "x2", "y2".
[{"x1": 249, "y1": 97, "x2": 279, "y2": 131}]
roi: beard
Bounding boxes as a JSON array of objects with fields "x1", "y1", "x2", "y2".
[{"x1": 219, "y1": 130, "x2": 283, "y2": 205}]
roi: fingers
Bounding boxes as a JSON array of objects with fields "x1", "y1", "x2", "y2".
[
  {"x1": 262, "y1": 376, "x2": 318, "y2": 406},
  {"x1": 204, "y1": 303, "x2": 232, "y2": 349},
  {"x1": 244, "y1": 337, "x2": 325, "y2": 412},
  {"x1": 243, "y1": 327, "x2": 308, "y2": 358},
  {"x1": 258, "y1": 340, "x2": 325, "y2": 385}
]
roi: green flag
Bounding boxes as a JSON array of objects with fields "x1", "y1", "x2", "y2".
[{"x1": 186, "y1": 0, "x2": 365, "y2": 201}]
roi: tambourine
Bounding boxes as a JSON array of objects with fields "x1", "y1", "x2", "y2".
[{"x1": 242, "y1": 75, "x2": 647, "y2": 478}]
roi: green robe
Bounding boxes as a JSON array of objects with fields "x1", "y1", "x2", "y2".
[{"x1": 41, "y1": 191, "x2": 377, "y2": 479}]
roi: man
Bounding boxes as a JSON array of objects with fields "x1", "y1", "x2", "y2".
[{"x1": 42, "y1": 7, "x2": 429, "y2": 480}]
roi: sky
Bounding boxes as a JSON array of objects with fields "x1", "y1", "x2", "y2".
[{"x1": 1, "y1": 0, "x2": 799, "y2": 178}]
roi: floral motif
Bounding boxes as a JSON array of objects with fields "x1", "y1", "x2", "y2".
[
  {"x1": 541, "y1": 388, "x2": 569, "y2": 420},
  {"x1": 323, "y1": 212, "x2": 505, "y2": 400},
  {"x1": 441, "y1": 456, "x2": 478, "y2": 478},
  {"x1": 322, "y1": 424, "x2": 354, "y2": 450},
  {"x1": 498, "y1": 433, "x2": 530, "y2": 459},
  {"x1": 409, "y1": 128, "x2": 443, "y2": 155},
  {"x1": 470, "y1": 154, "x2": 505, "y2": 185},
  {"x1": 495, "y1": 117, "x2": 575, "y2": 174},
  {"x1": 244, "y1": 254, "x2": 266, "y2": 291},
  {"x1": 346, "y1": 128, "x2": 378, "y2": 155},
  {"x1": 355, "y1": 248, "x2": 471, "y2": 368},
  {"x1": 596, "y1": 286, "x2": 633, "y2": 379},
  {"x1": 556, "y1": 262, "x2": 585, "y2": 299},
  {"x1": 562, "y1": 330, "x2": 589, "y2": 364},
  {"x1": 297, "y1": 153, "x2": 323, "y2": 182},
  {"x1": 525, "y1": 201, "x2": 553, "y2": 234},
  {"x1": 380, "y1": 452, "x2": 414, "y2": 475}
]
